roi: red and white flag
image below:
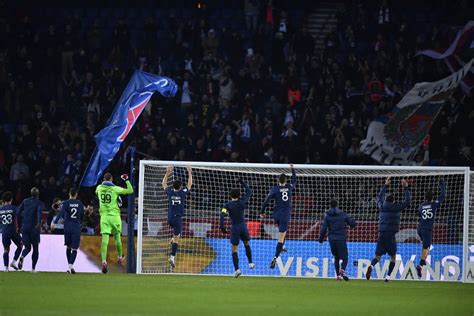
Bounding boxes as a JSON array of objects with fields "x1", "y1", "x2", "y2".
[{"x1": 417, "y1": 21, "x2": 474, "y2": 93}]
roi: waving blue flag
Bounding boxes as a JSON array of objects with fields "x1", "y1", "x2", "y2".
[{"x1": 80, "y1": 70, "x2": 178, "y2": 187}]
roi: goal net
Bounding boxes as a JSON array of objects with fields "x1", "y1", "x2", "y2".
[{"x1": 137, "y1": 161, "x2": 472, "y2": 282}]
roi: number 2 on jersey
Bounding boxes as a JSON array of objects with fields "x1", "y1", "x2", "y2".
[{"x1": 70, "y1": 208, "x2": 77, "y2": 219}]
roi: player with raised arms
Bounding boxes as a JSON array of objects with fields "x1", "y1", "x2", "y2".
[
  {"x1": 260, "y1": 164, "x2": 297, "y2": 269},
  {"x1": 51, "y1": 188, "x2": 85, "y2": 274},
  {"x1": 318, "y1": 198, "x2": 357, "y2": 281},
  {"x1": 220, "y1": 178, "x2": 255, "y2": 278},
  {"x1": 366, "y1": 176, "x2": 411, "y2": 282},
  {"x1": 416, "y1": 179, "x2": 445, "y2": 278},
  {"x1": 1, "y1": 191, "x2": 23, "y2": 271},
  {"x1": 17, "y1": 187, "x2": 46, "y2": 272},
  {"x1": 162, "y1": 165, "x2": 192, "y2": 268},
  {"x1": 95, "y1": 172, "x2": 133, "y2": 273}
]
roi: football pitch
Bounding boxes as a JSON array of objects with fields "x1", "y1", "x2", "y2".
[{"x1": 0, "y1": 273, "x2": 472, "y2": 316}]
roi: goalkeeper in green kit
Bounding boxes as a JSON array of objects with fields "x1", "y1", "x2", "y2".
[{"x1": 95, "y1": 172, "x2": 133, "y2": 273}]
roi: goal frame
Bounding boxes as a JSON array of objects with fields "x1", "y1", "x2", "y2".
[{"x1": 137, "y1": 160, "x2": 471, "y2": 282}]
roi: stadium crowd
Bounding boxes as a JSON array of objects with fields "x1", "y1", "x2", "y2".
[{"x1": 0, "y1": 0, "x2": 473, "y2": 231}]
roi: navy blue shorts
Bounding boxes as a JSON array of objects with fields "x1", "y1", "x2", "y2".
[
  {"x1": 274, "y1": 214, "x2": 290, "y2": 233},
  {"x1": 418, "y1": 228, "x2": 432, "y2": 249},
  {"x1": 375, "y1": 232, "x2": 397, "y2": 256},
  {"x1": 168, "y1": 216, "x2": 182, "y2": 236},
  {"x1": 64, "y1": 231, "x2": 81, "y2": 249},
  {"x1": 2, "y1": 231, "x2": 22, "y2": 249},
  {"x1": 21, "y1": 229, "x2": 40, "y2": 247},
  {"x1": 329, "y1": 240, "x2": 348, "y2": 261},
  {"x1": 230, "y1": 223, "x2": 250, "y2": 246}
]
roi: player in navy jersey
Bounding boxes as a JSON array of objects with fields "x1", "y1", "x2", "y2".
[
  {"x1": 366, "y1": 177, "x2": 411, "y2": 282},
  {"x1": 17, "y1": 187, "x2": 46, "y2": 272},
  {"x1": 162, "y1": 165, "x2": 192, "y2": 268},
  {"x1": 260, "y1": 164, "x2": 297, "y2": 269},
  {"x1": 318, "y1": 199, "x2": 357, "y2": 281},
  {"x1": 416, "y1": 179, "x2": 445, "y2": 278},
  {"x1": 220, "y1": 178, "x2": 255, "y2": 278},
  {"x1": 1, "y1": 191, "x2": 23, "y2": 271},
  {"x1": 51, "y1": 188, "x2": 84, "y2": 274}
]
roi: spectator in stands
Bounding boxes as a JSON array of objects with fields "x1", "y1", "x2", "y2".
[
  {"x1": 244, "y1": 0, "x2": 259, "y2": 32},
  {"x1": 202, "y1": 29, "x2": 219, "y2": 59},
  {"x1": 10, "y1": 154, "x2": 30, "y2": 183}
]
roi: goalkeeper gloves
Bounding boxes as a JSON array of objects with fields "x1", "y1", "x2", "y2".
[{"x1": 121, "y1": 174, "x2": 129, "y2": 181}]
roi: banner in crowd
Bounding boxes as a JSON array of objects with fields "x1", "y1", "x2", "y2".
[
  {"x1": 360, "y1": 59, "x2": 473, "y2": 165},
  {"x1": 416, "y1": 21, "x2": 474, "y2": 92},
  {"x1": 81, "y1": 70, "x2": 177, "y2": 187}
]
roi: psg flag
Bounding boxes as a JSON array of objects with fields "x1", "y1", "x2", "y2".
[{"x1": 80, "y1": 70, "x2": 178, "y2": 187}]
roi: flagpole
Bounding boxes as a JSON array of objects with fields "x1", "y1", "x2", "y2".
[{"x1": 126, "y1": 146, "x2": 136, "y2": 273}]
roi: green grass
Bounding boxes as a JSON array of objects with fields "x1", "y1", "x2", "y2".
[{"x1": 0, "y1": 273, "x2": 473, "y2": 316}]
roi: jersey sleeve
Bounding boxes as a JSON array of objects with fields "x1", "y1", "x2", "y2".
[
  {"x1": 434, "y1": 180, "x2": 446, "y2": 207},
  {"x1": 318, "y1": 215, "x2": 328, "y2": 242},
  {"x1": 290, "y1": 168, "x2": 297, "y2": 190},
  {"x1": 394, "y1": 189, "x2": 411, "y2": 212},
  {"x1": 18, "y1": 201, "x2": 24, "y2": 218},
  {"x1": 345, "y1": 213, "x2": 357, "y2": 228},
  {"x1": 377, "y1": 185, "x2": 388, "y2": 209},
  {"x1": 261, "y1": 187, "x2": 275, "y2": 213},
  {"x1": 241, "y1": 182, "x2": 252, "y2": 203},
  {"x1": 113, "y1": 180, "x2": 134, "y2": 195}
]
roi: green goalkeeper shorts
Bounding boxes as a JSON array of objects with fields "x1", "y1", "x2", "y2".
[{"x1": 100, "y1": 215, "x2": 122, "y2": 235}]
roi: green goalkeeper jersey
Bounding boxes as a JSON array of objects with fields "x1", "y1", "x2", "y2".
[{"x1": 95, "y1": 180, "x2": 133, "y2": 216}]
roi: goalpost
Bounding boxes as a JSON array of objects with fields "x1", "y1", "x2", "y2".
[{"x1": 137, "y1": 161, "x2": 473, "y2": 282}]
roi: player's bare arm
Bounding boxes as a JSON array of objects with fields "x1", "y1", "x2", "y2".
[
  {"x1": 186, "y1": 165, "x2": 192, "y2": 190},
  {"x1": 162, "y1": 165, "x2": 173, "y2": 189}
]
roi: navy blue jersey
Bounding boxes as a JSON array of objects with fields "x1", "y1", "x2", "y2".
[
  {"x1": 18, "y1": 197, "x2": 45, "y2": 231},
  {"x1": 0, "y1": 205, "x2": 18, "y2": 235},
  {"x1": 54, "y1": 199, "x2": 84, "y2": 233},
  {"x1": 261, "y1": 169, "x2": 297, "y2": 215},
  {"x1": 377, "y1": 186, "x2": 411, "y2": 233},
  {"x1": 166, "y1": 187, "x2": 189, "y2": 217},
  {"x1": 220, "y1": 183, "x2": 252, "y2": 226},
  {"x1": 319, "y1": 207, "x2": 357, "y2": 242},
  {"x1": 418, "y1": 180, "x2": 445, "y2": 231}
]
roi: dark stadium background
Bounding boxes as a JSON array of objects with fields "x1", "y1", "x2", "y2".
[{"x1": 0, "y1": 0, "x2": 472, "y2": 235}]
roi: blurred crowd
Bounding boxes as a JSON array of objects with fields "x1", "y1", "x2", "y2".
[{"x1": 0, "y1": 0, "x2": 473, "y2": 230}]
